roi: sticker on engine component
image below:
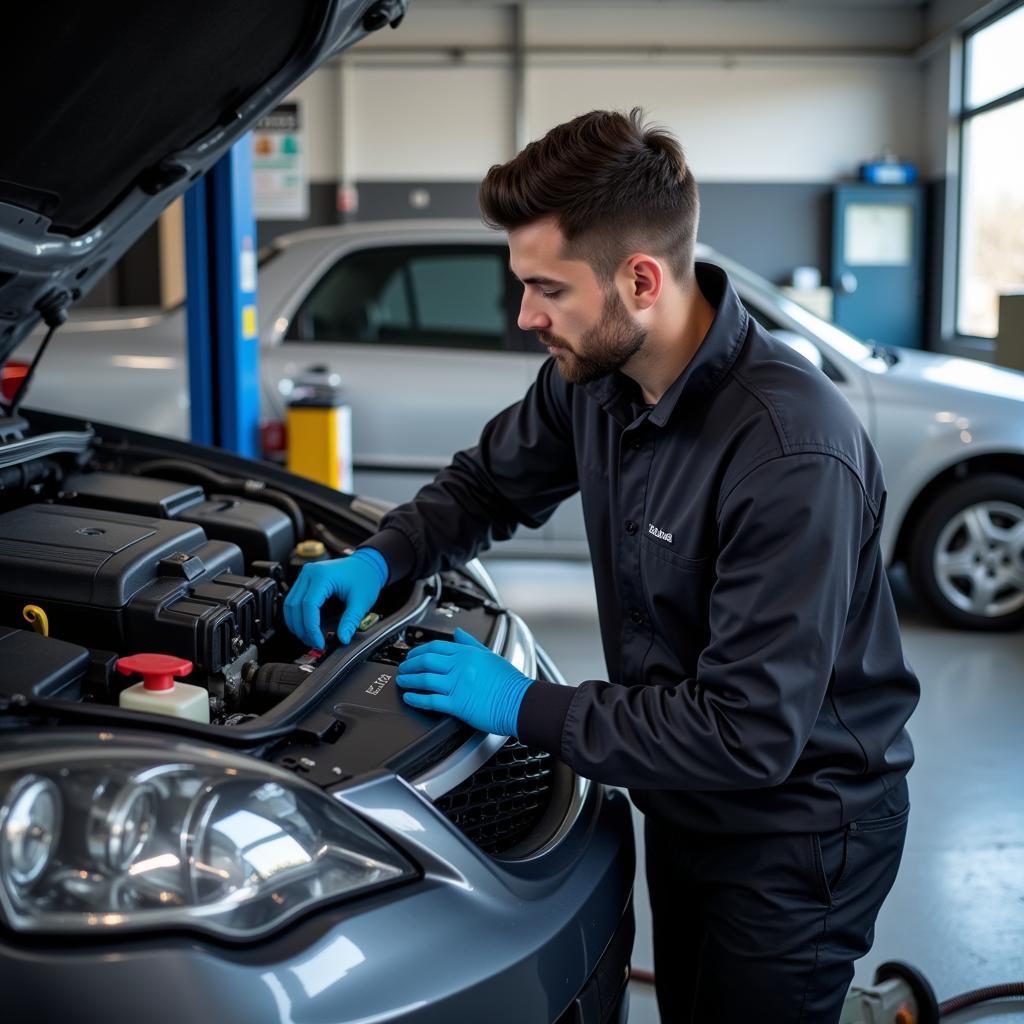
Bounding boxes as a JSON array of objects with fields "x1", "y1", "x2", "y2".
[
  {"x1": 365, "y1": 672, "x2": 391, "y2": 696},
  {"x1": 357, "y1": 612, "x2": 380, "y2": 632}
]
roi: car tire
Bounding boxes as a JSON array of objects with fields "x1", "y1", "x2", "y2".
[{"x1": 909, "y1": 473, "x2": 1024, "y2": 630}]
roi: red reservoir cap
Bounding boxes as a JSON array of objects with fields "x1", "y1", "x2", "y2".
[{"x1": 116, "y1": 653, "x2": 194, "y2": 691}]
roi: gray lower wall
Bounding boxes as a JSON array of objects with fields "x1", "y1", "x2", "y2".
[
  {"x1": 697, "y1": 183, "x2": 834, "y2": 287},
  {"x1": 342, "y1": 180, "x2": 835, "y2": 288},
  {"x1": 925, "y1": 178, "x2": 945, "y2": 354},
  {"x1": 256, "y1": 182, "x2": 340, "y2": 249}
]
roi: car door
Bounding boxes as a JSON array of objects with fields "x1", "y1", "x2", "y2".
[{"x1": 262, "y1": 241, "x2": 540, "y2": 528}]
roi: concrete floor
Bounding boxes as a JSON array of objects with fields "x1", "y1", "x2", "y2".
[{"x1": 482, "y1": 559, "x2": 1024, "y2": 1024}]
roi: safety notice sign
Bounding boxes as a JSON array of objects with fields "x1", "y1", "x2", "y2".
[{"x1": 252, "y1": 102, "x2": 308, "y2": 220}]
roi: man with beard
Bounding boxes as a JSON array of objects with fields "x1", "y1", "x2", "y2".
[{"x1": 284, "y1": 109, "x2": 919, "y2": 1023}]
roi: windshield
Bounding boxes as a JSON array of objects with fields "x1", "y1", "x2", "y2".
[{"x1": 697, "y1": 245, "x2": 877, "y2": 365}]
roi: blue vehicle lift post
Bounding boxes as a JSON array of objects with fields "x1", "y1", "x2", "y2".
[{"x1": 183, "y1": 136, "x2": 261, "y2": 457}]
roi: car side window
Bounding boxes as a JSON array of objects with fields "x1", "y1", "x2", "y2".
[
  {"x1": 286, "y1": 245, "x2": 510, "y2": 351},
  {"x1": 743, "y1": 301, "x2": 843, "y2": 383}
]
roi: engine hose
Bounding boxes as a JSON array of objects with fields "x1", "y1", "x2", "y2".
[
  {"x1": 0, "y1": 457, "x2": 60, "y2": 492},
  {"x1": 310, "y1": 519, "x2": 355, "y2": 557},
  {"x1": 240, "y1": 480, "x2": 306, "y2": 543},
  {"x1": 132, "y1": 459, "x2": 305, "y2": 540},
  {"x1": 242, "y1": 661, "x2": 310, "y2": 708},
  {"x1": 628, "y1": 966, "x2": 1024, "y2": 1020}
]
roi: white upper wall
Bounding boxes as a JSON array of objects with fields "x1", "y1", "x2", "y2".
[
  {"x1": 526, "y1": 57, "x2": 924, "y2": 181},
  {"x1": 291, "y1": 0, "x2": 992, "y2": 183},
  {"x1": 285, "y1": 67, "x2": 339, "y2": 182},
  {"x1": 520, "y1": 2, "x2": 924, "y2": 48},
  {"x1": 347, "y1": 63, "x2": 513, "y2": 179},
  {"x1": 358, "y1": 3, "x2": 512, "y2": 48},
  {"x1": 923, "y1": 48, "x2": 956, "y2": 178}
]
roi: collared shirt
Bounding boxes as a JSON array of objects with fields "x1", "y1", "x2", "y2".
[{"x1": 368, "y1": 262, "x2": 918, "y2": 833}]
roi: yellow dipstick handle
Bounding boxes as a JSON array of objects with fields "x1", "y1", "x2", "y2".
[{"x1": 22, "y1": 605, "x2": 50, "y2": 637}]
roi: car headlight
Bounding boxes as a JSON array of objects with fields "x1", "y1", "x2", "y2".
[
  {"x1": 2, "y1": 775, "x2": 61, "y2": 888},
  {"x1": 0, "y1": 738, "x2": 417, "y2": 939}
]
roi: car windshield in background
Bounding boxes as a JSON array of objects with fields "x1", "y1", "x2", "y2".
[{"x1": 705, "y1": 249, "x2": 877, "y2": 363}]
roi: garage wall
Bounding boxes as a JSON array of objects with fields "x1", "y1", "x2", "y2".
[
  {"x1": 524, "y1": 58, "x2": 924, "y2": 183},
  {"x1": 922, "y1": 45, "x2": 957, "y2": 355},
  {"x1": 258, "y1": 1, "x2": 930, "y2": 296},
  {"x1": 349, "y1": 64, "x2": 512, "y2": 179},
  {"x1": 347, "y1": 1, "x2": 926, "y2": 181},
  {"x1": 330, "y1": 51, "x2": 926, "y2": 183},
  {"x1": 95, "y1": 0, "x2": 994, "y2": 348}
]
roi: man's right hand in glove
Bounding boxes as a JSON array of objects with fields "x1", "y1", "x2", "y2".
[{"x1": 283, "y1": 548, "x2": 389, "y2": 649}]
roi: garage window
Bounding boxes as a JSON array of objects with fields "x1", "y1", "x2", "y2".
[
  {"x1": 286, "y1": 245, "x2": 511, "y2": 351},
  {"x1": 957, "y1": 2, "x2": 1024, "y2": 338}
]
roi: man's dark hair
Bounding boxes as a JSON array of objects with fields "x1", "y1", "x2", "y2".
[{"x1": 479, "y1": 108, "x2": 699, "y2": 284}]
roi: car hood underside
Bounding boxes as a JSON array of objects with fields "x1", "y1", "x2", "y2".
[{"x1": 0, "y1": 0, "x2": 407, "y2": 361}]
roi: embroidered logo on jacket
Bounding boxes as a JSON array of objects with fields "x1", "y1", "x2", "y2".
[{"x1": 648, "y1": 524, "x2": 674, "y2": 543}]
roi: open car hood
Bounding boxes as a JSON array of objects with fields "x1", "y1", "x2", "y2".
[{"x1": 0, "y1": 0, "x2": 408, "y2": 363}]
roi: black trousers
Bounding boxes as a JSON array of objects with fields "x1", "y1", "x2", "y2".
[{"x1": 644, "y1": 779, "x2": 909, "y2": 1024}]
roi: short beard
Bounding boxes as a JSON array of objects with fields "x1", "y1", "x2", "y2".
[{"x1": 540, "y1": 287, "x2": 647, "y2": 385}]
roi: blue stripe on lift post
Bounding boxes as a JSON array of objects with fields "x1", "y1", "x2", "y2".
[{"x1": 184, "y1": 135, "x2": 261, "y2": 457}]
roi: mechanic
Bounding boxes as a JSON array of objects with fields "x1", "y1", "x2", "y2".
[{"x1": 284, "y1": 109, "x2": 919, "y2": 1023}]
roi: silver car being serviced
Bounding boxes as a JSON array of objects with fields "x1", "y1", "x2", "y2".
[{"x1": 0, "y1": 3, "x2": 634, "y2": 1022}]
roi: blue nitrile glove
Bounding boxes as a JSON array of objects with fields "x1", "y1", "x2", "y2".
[
  {"x1": 284, "y1": 548, "x2": 388, "y2": 649},
  {"x1": 396, "y1": 627, "x2": 535, "y2": 736}
]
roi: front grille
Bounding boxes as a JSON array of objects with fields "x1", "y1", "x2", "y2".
[{"x1": 434, "y1": 740, "x2": 554, "y2": 855}]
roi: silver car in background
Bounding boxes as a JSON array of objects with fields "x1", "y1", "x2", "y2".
[{"x1": 12, "y1": 221, "x2": 1024, "y2": 630}]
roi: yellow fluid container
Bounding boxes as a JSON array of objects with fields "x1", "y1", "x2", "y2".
[{"x1": 287, "y1": 402, "x2": 352, "y2": 491}]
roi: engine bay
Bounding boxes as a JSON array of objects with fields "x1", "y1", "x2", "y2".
[{"x1": 0, "y1": 412, "x2": 507, "y2": 787}]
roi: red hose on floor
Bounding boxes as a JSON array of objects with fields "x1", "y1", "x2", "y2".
[
  {"x1": 938, "y1": 981, "x2": 1024, "y2": 1016},
  {"x1": 630, "y1": 965, "x2": 1024, "y2": 1020}
]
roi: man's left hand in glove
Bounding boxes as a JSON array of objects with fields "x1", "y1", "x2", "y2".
[{"x1": 396, "y1": 627, "x2": 535, "y2": 736}]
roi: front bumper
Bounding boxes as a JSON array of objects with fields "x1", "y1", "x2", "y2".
[{"x1": 0, "y1": 769, "x2": 634, "y2": 1023}]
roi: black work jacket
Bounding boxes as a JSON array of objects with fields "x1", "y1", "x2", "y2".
[{"x1": 368, "y1": 262, "x2": 918, "y2": 833}]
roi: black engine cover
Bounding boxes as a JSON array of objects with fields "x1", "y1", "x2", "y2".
[{"x1": 0, "y1": 503, "x2": 276, "y2": 675}]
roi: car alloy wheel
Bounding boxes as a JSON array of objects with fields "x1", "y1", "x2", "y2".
[{"x1": 910, "y1": 473, "x2": 1024, "y2": 630}]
